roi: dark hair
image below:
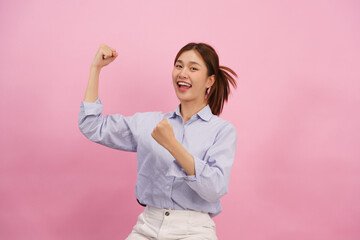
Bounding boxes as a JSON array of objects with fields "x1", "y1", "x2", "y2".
[{"x1": 174, "y1": 42, "x2": 237, "y2": 116}]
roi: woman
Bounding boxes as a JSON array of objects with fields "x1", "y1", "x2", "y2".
[{"x1": 79, "y1": 42, "x2": 238, "y2": 239}]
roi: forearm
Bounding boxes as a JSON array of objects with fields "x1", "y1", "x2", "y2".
[
  {"x1": 167, "y1": 140, "x2": 195, "y2": 176},
  {"x1": 83, "y1": 66, "x2": 101, "y2": 102}
]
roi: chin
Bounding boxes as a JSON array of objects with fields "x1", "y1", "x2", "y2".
[{"x1": 175, "y1": 94, "x2": 188, "y2": 103}]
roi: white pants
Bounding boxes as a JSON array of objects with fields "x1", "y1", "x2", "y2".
[{"x1": 126, "y1": 206, "x2": 218, "y2": 240}]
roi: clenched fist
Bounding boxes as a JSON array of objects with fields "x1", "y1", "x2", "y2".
[
  {"x1": 151, "y1": 119, "x2": 176, "y2": 150},
  {"x1": 91, "y1": 44, "x2": 118, "y2": 69}
]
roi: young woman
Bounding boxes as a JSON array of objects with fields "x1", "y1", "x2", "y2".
[{"x1": 79, "y1": 42, "x2": 237, "y2": 239}]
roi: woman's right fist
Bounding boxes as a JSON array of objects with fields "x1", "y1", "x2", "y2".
[{"x1": 91, "y1": 44, "x2": 118, "y2": 69}]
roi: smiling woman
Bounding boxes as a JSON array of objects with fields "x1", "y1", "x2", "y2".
[
  {"x1": 173, "y1": 43, "x2": 237, "y2": 118},
  {"x1": 173, "y1": 50, "x2": 215, "y2": 119},
  {"x1": 79, "y1": 42, "x2": 238, "y2": 239}
]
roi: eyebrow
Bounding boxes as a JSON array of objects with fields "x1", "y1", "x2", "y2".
[{"x1": 176, "y1": 60, "x2": 201, "y2": 66}]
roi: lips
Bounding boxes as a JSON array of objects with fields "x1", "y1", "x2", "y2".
[
  {"x1": 177, "y1": 81, "x2": 192, "y2": 89},
  {"x1": 176, "y1": 81, "x2": 192, "y2": 92}
]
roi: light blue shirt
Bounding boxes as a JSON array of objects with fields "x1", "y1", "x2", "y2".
[{"x1": 78, "y1": 98, "x2": 237, "y2": 217}]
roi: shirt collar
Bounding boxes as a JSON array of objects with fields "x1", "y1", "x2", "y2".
[{"x1": 170, "y1": 104, "x2": 213, "y2": 122}]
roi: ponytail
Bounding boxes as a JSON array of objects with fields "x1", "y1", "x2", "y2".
[{"x1": 207, "y1": 66, "x2": 237, "y2": 116}]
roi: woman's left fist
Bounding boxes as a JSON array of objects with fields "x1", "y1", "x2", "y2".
[{"x1": 151, "y1": 119, "x2": 176, "y2": 149}]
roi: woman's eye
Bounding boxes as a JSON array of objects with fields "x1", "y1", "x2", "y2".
[
  {"x1": 190, "y1": 67, "x2": 198, "y2": 71},
  {"x1": 175, "y1": 65, "x2": 182, "y2": 68}
]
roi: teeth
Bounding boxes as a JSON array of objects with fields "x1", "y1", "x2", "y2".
[{"x1": 178, "y1": 82, "x2": 191, "y2": 87}]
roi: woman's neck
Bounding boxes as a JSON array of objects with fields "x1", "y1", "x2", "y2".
[{"x1": 180, "y1": 100, "x2": 207, "y2": 123}]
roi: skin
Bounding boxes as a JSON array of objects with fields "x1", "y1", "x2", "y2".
[
  {"x1": 84, "y1": 45, "x2": 214, "y2": 176},
  {"x1": 83, "y1": 44, "x2": 118, "y2": 103}
]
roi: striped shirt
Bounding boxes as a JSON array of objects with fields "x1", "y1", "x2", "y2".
[{"x1": 78, "y1": 98, "x2": 237, "y2": 217}]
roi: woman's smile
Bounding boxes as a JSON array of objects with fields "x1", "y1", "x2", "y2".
[{"x1": 177, "y1": 81, "x2": 192, "y2": 92}]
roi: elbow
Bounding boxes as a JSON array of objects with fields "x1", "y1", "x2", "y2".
[
  {"x1": 195, "y1": 168, "x2": 230, "y2": 203},
  {"x1": 202, "y1": 183, "x2": 228, "y2": 203},
  {"x1": 78, "y1": 105, "x2": 107, "y2": 143},
  {"x1": 210, "y1": 190, "x2": 228, "y2": 203},
  {"x1": 78, "y1": 117, "x2": 102, "y2": 142},
  {"x1": 78, "y1": 118, "x2": 91, "y2": 138},
  {"x1": 78, "y1": 123, "x2": 90, "y2": 139},
  {"x1": 78, "y1": 113, "x2": 89, "y2": 134}
]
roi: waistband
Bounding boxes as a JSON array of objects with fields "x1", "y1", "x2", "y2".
[{"x1": 145, "y1": 205, "x2": 210, "y2": 218}]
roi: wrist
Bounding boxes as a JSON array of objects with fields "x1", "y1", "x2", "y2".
[{"x1": 166, "y1": 137, "x2": 180, "y2": 154}]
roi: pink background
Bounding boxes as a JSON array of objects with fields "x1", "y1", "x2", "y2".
[{"x1": 1, "y1": 0, "x2": 359, "y2": 239}]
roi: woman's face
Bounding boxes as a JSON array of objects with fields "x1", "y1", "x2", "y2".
[{"x1": 172, "y1": 50, "x2": 215, "y2": 105}]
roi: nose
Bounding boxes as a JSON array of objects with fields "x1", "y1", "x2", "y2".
[{"x1": 179, "y1": 67, "x2": 188, "y2": 79}]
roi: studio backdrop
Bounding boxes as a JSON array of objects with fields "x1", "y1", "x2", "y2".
[{"x1": 0, "y1": 0, "x2": 359, "y2": 239}]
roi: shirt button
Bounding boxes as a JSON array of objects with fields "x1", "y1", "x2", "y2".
[
  {"x1": 166, "y1": 185, "x2": 170, "y2": 190},
  {"x1": 165, "y1": 211, "x2": 170, "y2": 216}
]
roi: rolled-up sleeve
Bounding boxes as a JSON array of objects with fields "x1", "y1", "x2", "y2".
[
  {"x1": 166, "y1": 123, "x2": 237, "y2": 203},
  {"x1": 78, "y1": 98, "x2": 139, "y2": 152}
]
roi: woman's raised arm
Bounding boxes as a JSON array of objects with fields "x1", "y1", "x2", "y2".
[{"x1": 83, "y1": 44, "x2": 118, "y2": 102}]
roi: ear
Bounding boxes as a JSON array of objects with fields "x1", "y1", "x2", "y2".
[{"x1": 206, "y1": 74, "x2": 215, "y2": 88}]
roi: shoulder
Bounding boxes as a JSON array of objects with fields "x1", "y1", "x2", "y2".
[
  {"x1": 209, "y1": 115, "x2": 237, "y2": 133},
  {"x1": 208, "y1": 117, "x2": 237, "y2": 146}
]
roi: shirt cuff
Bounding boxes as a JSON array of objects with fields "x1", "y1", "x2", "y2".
[
  {"x1": 166, "y1": 156, "x2": 206, "y2": 182},
  {"x1": 81, "y1": 98, "x2": 103, "y2": 115}
]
